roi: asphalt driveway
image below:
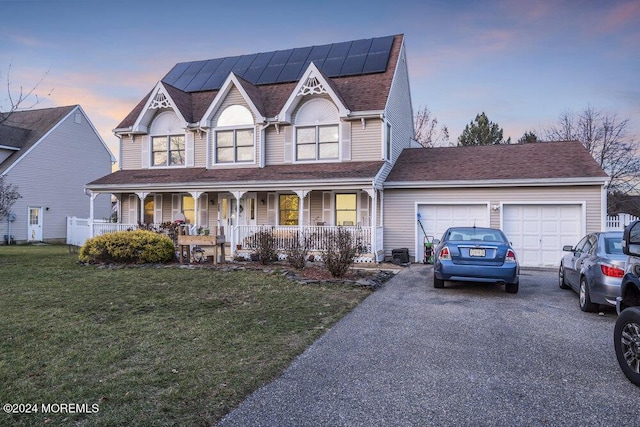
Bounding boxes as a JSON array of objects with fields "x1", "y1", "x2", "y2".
[{"x1": 219, "y1": 265, "x2": 640, "y2": 426}]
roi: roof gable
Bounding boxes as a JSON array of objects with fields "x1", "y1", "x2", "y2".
[
  {"x1": 201, "y1": 73, "x2": 267, "y2": 127},
  {"x1": 130, "y1": 82, "x2": 189, "y2": 133},
  {"x1": 385, "y1": 141, "x2": 609, "y2": 184},
  {"x1": 0, "y1": 105, "x2": 77, "y2": 173}
]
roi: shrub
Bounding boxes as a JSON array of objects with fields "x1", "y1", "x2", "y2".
[
  {"x1": 323, "y1": 227, "x2": 359, "y2": 278},
  {"x1": 254, "y1": 229, "x2": 277, "y2": 265},
  {"x1": 286, "y1": 230, "x2": 309, "y2": 270},
  {"x1": 79, "y1": 230, "x2": 175, "y2": 264}
]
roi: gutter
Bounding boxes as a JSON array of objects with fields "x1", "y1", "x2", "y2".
[{"x1": 383, "y1": 177, "x2": 611, "y2": 189}]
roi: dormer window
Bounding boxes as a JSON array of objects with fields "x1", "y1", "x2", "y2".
[
  {"x1": 152, "y1": 135, "x2": 185, "y2": 166},
  {"x1": 214, "y1": 105, "x2": 255, "y2": 164},
  {"x1": 149, "y1": 111, "x2": 186, "y2": 167},
  {"x1": 294, "y1": 98, "x2": 339, "y2": 162}
]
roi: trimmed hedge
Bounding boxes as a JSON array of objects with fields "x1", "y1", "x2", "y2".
[{"x1": 79, "y1": 230, "x2": 175, "y2": 264}]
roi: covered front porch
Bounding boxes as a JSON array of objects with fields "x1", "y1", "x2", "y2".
[{"x1": 88, "y1": 188, "x2": 384, "y2": 262}]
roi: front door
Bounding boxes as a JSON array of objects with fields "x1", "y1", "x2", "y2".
[
  {"x1": 28, "y1": 206, "x2": 43, "y2": 242},
  {"x1": 243, "y1": 193, "x2": 257, "y2": 226}
]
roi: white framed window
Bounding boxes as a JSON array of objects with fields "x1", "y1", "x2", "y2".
[
  {"x1": 294, "y1": 98, "x2": 339, "y2": 162},
  {"x1": 296, "y1": 125, "x2": 339, "y2": 160},
  {"x1": 335, "y1": 194, "x2": 357, "y2": 226},
  {"x1": 385, "y1": 122, "x2": 392, "y2": 160},
  {"x1": 149, "y1": 111, "x2": 186, "y2": 167},
  {"x1": 214, "y1": 105, "x2": 255, "y2": 164},
  {"x1": 152, "y1": 135, "x2": 185, "y2": 166}
]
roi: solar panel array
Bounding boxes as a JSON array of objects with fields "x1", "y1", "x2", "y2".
[{"x1": 162, "y1": 35, "x2": 394, "y2": 93}]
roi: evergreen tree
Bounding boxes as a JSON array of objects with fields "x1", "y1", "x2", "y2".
[{"x1": 458, "y1": 112, "x2": 511, "y2": 146}]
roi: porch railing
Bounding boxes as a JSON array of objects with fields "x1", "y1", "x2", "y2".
[{"x1": 236, "y1": 225, "x2": 372, "y2": 253}]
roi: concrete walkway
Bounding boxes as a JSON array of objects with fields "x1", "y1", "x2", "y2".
[{"x1": 218, "y1": 264, "x2": 640, "y2": 426}]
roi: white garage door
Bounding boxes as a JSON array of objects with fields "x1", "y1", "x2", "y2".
[
  {"x1": 416, "y1": 204, "x2": 489, "y2": 262},
  {"x1": 503, "y1": 204, "x2": 582, "y2": 267}
]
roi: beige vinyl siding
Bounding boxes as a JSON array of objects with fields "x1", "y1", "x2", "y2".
[
  {"x1": 351, "y1": 119, "x2": 383, "y2": 161},
  {"x1": 1, "y1": 109, "x2": 112, "y2": 242},
  {"x1": 120, "y1": 134, "x2": 142, "y2": 170},
  {"x1": 383, "y1": 43, "x2": 414, "y2": 169},
  {"x1": 264, "y1": 127, "x2": 285, "y2": 165},
  {"x1": 383, "y1": 185, "x2": 604, "y2": 260},
  {"x1": 194, "y1": 132, "x2": 207, "y2": 167}
]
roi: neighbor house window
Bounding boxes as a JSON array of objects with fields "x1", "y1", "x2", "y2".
[
  {"x1": 385, "y1": 122, "x2": 392, "y2": 160},
  {"x1": 296, "y1": 125, "x2": 339, "y2": 160},
  {"x1": 214, "y1": 105, "x2": 255, "y2": 164},
  {"x1": 279, "y1": 194, "x2": 298, "y2": 225},
  {"x1": 335, "y1": 194, "x2": 357, "y2": 226}
]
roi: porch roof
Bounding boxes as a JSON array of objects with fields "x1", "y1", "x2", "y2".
[{"x1": 87, "y1": 161, "x2": 385, "y2": 191}]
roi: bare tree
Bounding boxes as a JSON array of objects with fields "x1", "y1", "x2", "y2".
[
  {"x1": 0, "y1": 64, "x2": 52, "y2": 124},
  {"x1": 414, "y1": 106, "x2": 449, "y2": 148},
  {"x1": 543, "y1": 106, "x2": 640, "y2": 194},
  {"x1": 0, "y1": 176, "x2": 20, "y2": 221}
]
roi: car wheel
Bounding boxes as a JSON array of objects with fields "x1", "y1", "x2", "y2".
[
  {"x1": 433, "y1": 275, "x2": 445, "y2": 288},
  {"x1": 505, "y1": 282, "x2": 519, "y2": 294},
  {"x1": 558, "y1": 264, "x2": 570, "y2": 290},
  {"x1": 579, "y1": 277, "x2": 598, "y2": 312},
  {"x1": 614, "y1": 307, "x2": 640, "y2": 387}
]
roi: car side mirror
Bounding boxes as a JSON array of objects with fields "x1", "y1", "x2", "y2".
[
  {"x1": 433, "y1": 239, "x2": 440, "y2": 245},
  {"x1": 622, "y1": 220, "x2": 640, "y2": 256},
  {"x1": 562, "y1": 245, "x2": 574, "y2": 252}
]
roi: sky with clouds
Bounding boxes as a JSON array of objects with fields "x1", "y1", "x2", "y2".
[{"x1": 1, "y1": 0, "x2": 638, "y2": 164}]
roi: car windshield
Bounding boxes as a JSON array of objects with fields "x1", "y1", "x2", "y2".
[
  {"x1": 446, "y1": 228, "x2": 506, "y2": 243},
  {"x1": 604, "y1": 236, "x2": 623, "y2": 254}
]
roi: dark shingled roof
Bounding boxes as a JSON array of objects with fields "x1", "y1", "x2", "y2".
[
  {"x1": 385, "y1": 141, "x2": 608, "y2": 183},
  {"x1": 0, "y1": 105, "x2": 77, "y2": 173},
  {"x1": 87, "y1": 161, "x2": 385, "y2": 189},
  {"x1": 115, "y1": 35, "x2": 403, "y2": 130}
]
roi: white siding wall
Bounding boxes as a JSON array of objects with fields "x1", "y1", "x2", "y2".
[
  {"x1": 264, "y1": 127, "x2": 284, "y2": 165},
  {"x1": 1, "y1": 109, "x2": 112, "y2": 242},
  {"x1": 194, "y1": 132, "x2": 207, "y2": 168},
  {"x1": 383, "y1": 43, "x2": 414, "y2": 173},
  {"x1": 383, "y1": 185, "x2": 604, "y2": 260}
]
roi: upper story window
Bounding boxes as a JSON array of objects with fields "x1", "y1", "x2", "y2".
[
  {"x1": 152, "y1": 135, "x2": 185, "y2": 166},
  {"x1": 294, "y1": 98, "x2": 339, "y2": 162},
  {"x1": 150, "y1": 111, "x2": 185, "y2": 167},
  {"x1": 215, "y1": 105, "x2": 255, "y2": 164}
]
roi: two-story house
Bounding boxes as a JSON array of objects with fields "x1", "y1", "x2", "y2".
[
  {"x1": 86, "y1": 34, "x2": 610, "y2": 266},
  {"x1": 86, "y1": 34, "x2": 412, "y2": 262},
  {"x1": 1, "y1": 105, "x2": 113, "y2": 244}
]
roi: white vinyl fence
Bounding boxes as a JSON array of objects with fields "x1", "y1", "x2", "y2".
[{"x1": 606, "y1": 213, "x2": 639, "y2": 231}]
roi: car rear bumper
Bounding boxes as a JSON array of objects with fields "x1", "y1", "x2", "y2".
[
  {"x1": 435, "y1": 261, "x2": 519, "y2": 284},
  {"x1": 589, "y1": 276, "x2": 622, "y2": 307},
  {"x1": 616, "y1": 296, "x2": 623, "y2": 315}
]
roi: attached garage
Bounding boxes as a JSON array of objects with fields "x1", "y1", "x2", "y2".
[
  {"x1": 502, "y1": 204, "x2": 583, "y2": 267},
  {"x1": 382, "y1": 142, "x2": 610, "y2": 265},
  {"x1": 416, "y1": 204, "x2": 489, "y2": 263}
]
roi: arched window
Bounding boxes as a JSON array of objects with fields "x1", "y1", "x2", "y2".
[
  {"x1": 214, "y1": 105, "x2": 254, "y2": 164},
  {"x1": 149, "y1": 111, "x2": 185, "y2": 166},
  {"x1": 294, "y1": 98, "x2": 339, "y2": 161}
]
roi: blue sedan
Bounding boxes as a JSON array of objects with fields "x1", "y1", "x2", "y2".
[{"x1": 433, "y1": 227, "x2": 520, "y2": 293}]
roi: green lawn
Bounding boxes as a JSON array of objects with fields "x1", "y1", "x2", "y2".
[{"x1": 0, "y1": 245, "x2": 372, "y2": 426}]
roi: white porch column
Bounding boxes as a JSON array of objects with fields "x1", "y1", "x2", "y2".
[
  {"x1": 231, "y1": 191, "x2": 246, "y2": 251},
  {"x1": 365, "y1": 188, "x2": 378, "y2": 257},
  {"x1": 294, "y1": 190, "x2": 310, "y2": 229},
  {"x1": 135, "y1": 192, "x2": 149, "y2": 224},
  {"x1": 89, "y1": 192, "x2": 98, "y2": 238},
  {"x1": 189, "y1": 191, "x2": 203, "y2": 228}
]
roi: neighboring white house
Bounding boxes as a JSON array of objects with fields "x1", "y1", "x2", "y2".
[
  {"x1": 85, "y1": 34, "x2": 609, "y2": 266},
  {"x1": 0, "y1": 105, "x2": 113, "y2": 244}
]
